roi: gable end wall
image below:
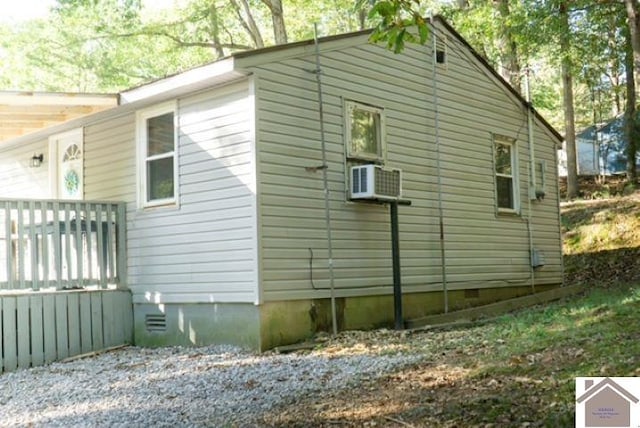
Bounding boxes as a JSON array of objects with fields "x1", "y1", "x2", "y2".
[{"x1": 251, "y1": 23, "x2": 563, "y2": 303}]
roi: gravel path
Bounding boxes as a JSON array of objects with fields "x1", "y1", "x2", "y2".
[{"x1": 0, "y1": 339, "x2": 422, "y2": 427}]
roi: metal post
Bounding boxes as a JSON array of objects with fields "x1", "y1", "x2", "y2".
[
  {"x1": 390, "y1": 201, "x2": 403, "y2": 330},
  {"x1": 312, "y1": 23, "x2": 338, "y2": 335}
]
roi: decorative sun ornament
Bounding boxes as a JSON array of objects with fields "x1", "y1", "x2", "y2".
[{"x1": 64, "y1": 169, "x2": 79, "y2": 195}]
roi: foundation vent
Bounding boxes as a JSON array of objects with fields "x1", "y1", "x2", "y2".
[
  {"x1": 464, "y1": 288, "x2": 480, "y2": 299},
  {"x1": 145, "y1": 314, "x2": 167, "y2": 332}
]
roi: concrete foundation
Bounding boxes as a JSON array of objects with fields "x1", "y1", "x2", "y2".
[
  {"x1": 134, "y1": 303, "x2": 261, "y2": 350},
  {"x1": 258, "y1": 284, "x2": 560, "y2": 350},
  {"x1": 134, "y1": 285, "x2": 561, "y2": 351}
]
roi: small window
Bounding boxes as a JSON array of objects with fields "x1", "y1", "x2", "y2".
[
  {"x1": 535, "y1": 160, "x2": 546, "y2": 199},
  {"x1": 435, "y1": 34, "x2": 448, "y2": 69},
  {"x1": 494, "y1": 136, "x2": 518, "y2": 212},
  {"x1": 345, "y1": 101, "x2": 385, "y2": 162},
  {"x1": 137, "y1": 103, "x2": 178, "y2": 208}
]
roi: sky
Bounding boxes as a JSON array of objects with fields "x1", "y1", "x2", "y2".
[
  {"x1": 0, "y1": 0, "x2": 176, "y2": 23},
  {"x1": 1, "y1": 0, "x2": 57, "y2": 22}
]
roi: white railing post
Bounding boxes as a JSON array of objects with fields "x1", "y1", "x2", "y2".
[
  {"x1": 40, "y1": 201, "x2": 50, "y2": 289},
  {"x1": 28, "y1": 200, "x2": 38, "y2": 291},
  {"x1": 106, "y1": 204, "x2": 115, "y2": 285},
  {"x1": 116, "y1": 203, "x2": 127, "y2": 290},
  {"x1": 16, "y1": 200, "x2": 25, "y2": 290},
  {"x1": 3, "y1": 201, "x2": 14, "y2": 289}
]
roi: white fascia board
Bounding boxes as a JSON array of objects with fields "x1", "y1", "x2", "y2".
[{"x1": 120, "y1": 57, "x2": 242, "y2": 104}]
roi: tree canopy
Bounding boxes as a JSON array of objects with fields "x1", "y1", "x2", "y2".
[{"x1": 2, "y1": 0, "x2": 640, "y2": 191}]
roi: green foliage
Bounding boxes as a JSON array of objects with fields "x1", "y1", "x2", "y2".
[
  {"x1": 0, "y1": 0, "x2": 635, "y2": 147},
  {"x1": 0, "y1": 1, "x2": 214, "y2": 92},
  {"x1": 362, "y1": 0, "x2": 429, "y2": 53}
]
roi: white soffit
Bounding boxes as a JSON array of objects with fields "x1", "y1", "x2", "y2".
[{"x1": 120, "y1": 57, "x2": 246, "y2": 104}]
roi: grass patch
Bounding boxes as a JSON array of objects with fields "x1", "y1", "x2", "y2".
[
  {"x1": 430, "y1": 282, "x2": 640, "y2": 425},
  {"x1": 562, "y1": 193, "x2": 640, "y2": 286}
]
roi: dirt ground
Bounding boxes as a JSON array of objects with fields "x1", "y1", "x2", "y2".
[{"x1": 256, "y1": 328, "x2": 575, "y2": 428}]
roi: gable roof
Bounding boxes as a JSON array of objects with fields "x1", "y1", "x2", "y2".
[
  {"x1": 118, "y1": 16, "x2": 562, "y2": 145},
  {"x1": 3, "y1": 16, "x2": 562, "y2": 147},
  {"x1": 230, "y1": 16, "x2": 563, "y2": 144},
  {"x1": 577, "y1": 377, "x2": 639, "y2": 404}
]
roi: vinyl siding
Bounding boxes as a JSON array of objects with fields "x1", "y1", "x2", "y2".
[
  {"x1": 0, "y1": 138, "x2": 50, "y2": 198},
  {"x1": 84, "y1": 80, "x2": 258, "y2": 304},
  {"x1": 248, "y1": 24, "x2": 562, "y2": 302}
]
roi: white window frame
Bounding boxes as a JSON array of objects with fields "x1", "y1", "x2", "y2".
[
  {"x1": 136, "y1": 101, "x2": 179, "y2": 209},
  {"x1": 345, "y1": 100, "x2": 386, "y2": 163},
  {"x1": 494, "y1": 135, "x2": 519, "y2": 214}
]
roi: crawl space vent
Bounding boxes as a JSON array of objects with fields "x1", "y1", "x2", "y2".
[
  {"x1": 145, "y1": 314, "x2": 167, "y2": 332},
  {"x1": 464, "y1": 288, "x2": 480, "y2": 299}
]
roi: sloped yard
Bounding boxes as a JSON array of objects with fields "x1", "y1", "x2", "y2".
[
  {"x1": 2, "y1": 193, "x2": 640, "y2": 427},
  {"x1": 261, "y1": 284, "x2": 640, "y2": 426}
]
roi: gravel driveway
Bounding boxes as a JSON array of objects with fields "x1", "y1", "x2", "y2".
[{"x1": 0, "y1": 333, "x2": 422, "y2": 427}]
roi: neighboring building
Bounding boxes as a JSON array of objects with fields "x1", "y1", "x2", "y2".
[
  {"x1": 0, "y1": 17, "x2": 564, "y2": 351},
  {"x1": 559, "y1": 113, "x2": 640, "y2": 177}
]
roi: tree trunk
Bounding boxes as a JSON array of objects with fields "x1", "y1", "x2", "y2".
[
  {"x1": 261, "y1": 0, "x2": 287, "y2": 44},
  {"x1": 625, "y1": 28, "x2": 638, "y2": 183},
  {"x1": 624, "y1": 0, "x2": 640, "y2": 184},
  {"x1": 608, "y1": 21, "x2": 622, "y2": 115},
  {"x1": 209, "y1": 3, "x2": 225, "y2": 58},
  {"x1": 625, "y1": 0, "x2": 640, "y2": 87},
  {"x1": 493, "y1": 0, "x2": 521, "y2": 92},
  {"x1": 560, "y1": 1, "x2": 579, "y2": 199}
]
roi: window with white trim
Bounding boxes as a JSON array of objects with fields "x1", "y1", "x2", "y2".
[
  {"x1": 137, "y1": 103, "x2": 178, "y2": 207},
  {"x1": 345, "y1": 101, "x2": 385, "y2": 163},
  {"x1": 494, "y1": 136, "x2": 518, "y2": 212}
]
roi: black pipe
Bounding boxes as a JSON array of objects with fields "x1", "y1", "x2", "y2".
[{"x1": 390, "y1": 201, "x2": 403, "y2": 330}]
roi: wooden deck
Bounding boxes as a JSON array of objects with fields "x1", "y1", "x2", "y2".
[
  {"x1": 0, "y1": 199, "x2": 132, "y2": 373},
  {"x1": 0, "y1": 289, "x2": 132, "y2": 372}
]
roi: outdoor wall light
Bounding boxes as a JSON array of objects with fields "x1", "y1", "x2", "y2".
[{"x1": 30, "y1": 153, "x2": 44, "y2": 168}]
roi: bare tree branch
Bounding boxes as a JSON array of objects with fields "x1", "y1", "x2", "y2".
[
  {"x1": 103, "y1": 30, "x2": 253, "y2": 51},
  {"x1": 230, "y1": 0, "x2": 264, "y2": 48}
]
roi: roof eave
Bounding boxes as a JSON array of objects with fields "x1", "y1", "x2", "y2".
[
  {"x1": 3, "y1": 65, "x2": 249, "y2": 148},
  {"x1": 119, "y1": 57, "x2": 246, "y2": 105}
]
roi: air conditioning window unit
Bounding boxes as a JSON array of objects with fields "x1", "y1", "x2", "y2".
[{"x1": 350, "y1": 164, "x2": 402, "y2": 201}]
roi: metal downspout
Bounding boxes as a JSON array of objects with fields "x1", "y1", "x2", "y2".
[
  {"x1": 431, "y1": 19, "x2": 448, "y2": 313},
  {"x1": 312, "y1": 24, "x2": 338, "y2": 335},
  {"x1": 524, "y1": 69, "x2": 536, "y2": 293}
]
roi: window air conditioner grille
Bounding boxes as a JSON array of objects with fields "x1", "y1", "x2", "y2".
[{"x1": 375, "y1": 168, "x2": 401, "y2": 198}]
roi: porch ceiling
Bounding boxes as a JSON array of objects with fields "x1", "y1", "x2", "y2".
[{"x1": 0, "y1": 91, "x2": 118, "y2": 143}]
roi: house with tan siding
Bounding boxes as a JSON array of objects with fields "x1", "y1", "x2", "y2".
[{"x1": 0, "y1": 17, "x2": 563, "y2": 351}]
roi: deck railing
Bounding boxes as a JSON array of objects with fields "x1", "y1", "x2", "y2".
[{"x1": 0, "y1": 199, "x2": 127, "y2": 291}]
